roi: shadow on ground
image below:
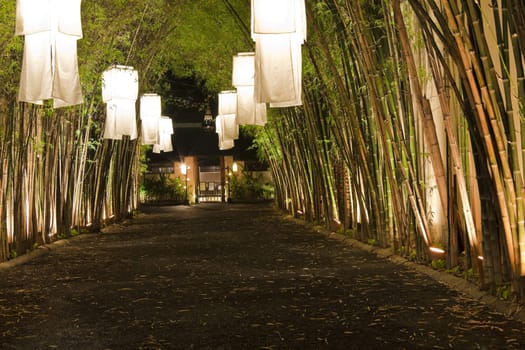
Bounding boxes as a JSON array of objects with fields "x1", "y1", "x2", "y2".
[{"x1": 0, "y1": 203, "x2": 524, "y2": 349}]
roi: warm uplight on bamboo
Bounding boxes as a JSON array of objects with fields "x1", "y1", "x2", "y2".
[{"x1": 429, "y1": 247, "x2": 445, "y2": 254}]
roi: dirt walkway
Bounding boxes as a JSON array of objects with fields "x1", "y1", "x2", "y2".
[{"x1": 0, "y1": 203, "x2": 524, "y2": 349}]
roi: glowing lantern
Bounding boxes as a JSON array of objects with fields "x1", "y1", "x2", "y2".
[
  {"x1": 232, "y1": 52, "x2": 267, "y2": 126},
  {"x1": 218, "y1": 91, "x2": 239, "y2": 141},
  {"x1": 251, "y1": 0, "x2": 306, "y2": 42},
  {"x1": 221, "y1": 114, "x2": 239, "y2": 141},
  {"x1": 218, "y1": 90, "x2": 238, "y2": 116},
  {"x1": 233, "y1": 53, "x2": 256, "y2": 87},
  {"x1": 102, "y1": 65, "x2": 138, "y2": 140},
  {"x1": 153, "y1": 116, "x2": 174, "y2": 153},
  {"x1": 15, "y1": 0, "x2": 83, "y2": 108},
  {"x1": 251, "y1": 0, "x2": 306, "y2": 107},
  {"x1": 140, "y1": 94, "x2": 162, "y2": 145},
  {"x1": 215, "y1": 115, "x2": 235, "y2": 151},
  {"x1": 254, "y1": 35, "x2": 302, "y2": 107}
]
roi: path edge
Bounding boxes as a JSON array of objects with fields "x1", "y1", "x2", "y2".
[{"x1": 284, "y1": 214, "x2": 525, "y2": 325}]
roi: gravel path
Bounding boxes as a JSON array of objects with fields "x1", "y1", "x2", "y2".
[{"x1": 0, "y1": 203, "x2": 524, "y2": 349}]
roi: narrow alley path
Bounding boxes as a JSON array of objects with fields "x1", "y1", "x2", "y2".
[{"x1": 0, "y1": 203, "x2": 524, "y2": 349}]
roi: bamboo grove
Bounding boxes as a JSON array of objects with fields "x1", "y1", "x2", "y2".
[
  {"x1": 1, "y1": 0, "x2": 525, "y2": 304},
  {"x1": 0, "y1": 1, "x2": 181, "y2": 261},
  {"x1": 257, "y1": 0, "x2": 525, "y2": 301}
]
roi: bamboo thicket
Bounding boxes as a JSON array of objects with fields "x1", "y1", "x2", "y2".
[{"x1": 256, "y1": 0, "x2": 525, "y2": 300}]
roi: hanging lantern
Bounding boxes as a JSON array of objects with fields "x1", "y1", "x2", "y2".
[
  {"x1": 218, "y1": 90, "x2": 238, "y2": 116},
  {"x1": 215, "y1": 115, "x2": 235, "y2": 151},
  {"x1": 254, "y1": 34, "x2": 302, "y2": 107},
  {"x1": 232, "y1": 52, "x2": 267, "y2": 126},
  {"x1": 153, "y1": 116, "x2": 174, "y2": 153},
  {"x1": 236, "y1": 86, "x2": 267, "y2": 126},
  {"x1": 15, "y1": 0, "x2": 83, "y2": 108},
  {"x1": 250, "y1": 0, "x2": 306, "y2": 107},
  {"x1": 102, "y1": 65, "x2": 138, "y2": 140},
  {"x1": 232, "y1": 52, "x2": 255, "y2": 87},
  {"x1": 254, "y1": 100, "x2": 268, "y2": 126},
  {"x1": 140, "y1": 94, "x2": 162, "y2": 145},
  {"x1": 251, "y1": 0, "x2": 306, "y2": 42},
  {"x1": 221, "y1": 114, "x2": 239, "y2": 141},
  {"x1": 217, "y1": 91, "x2": 239, "y2": 143}
]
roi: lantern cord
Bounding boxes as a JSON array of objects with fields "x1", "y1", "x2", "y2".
[
  {"x1": 222, "y1": 0, "x2": 253, "y2": 47},
  {"x1": 126, "y1": 3, "x2": 149, "y2": 65}
]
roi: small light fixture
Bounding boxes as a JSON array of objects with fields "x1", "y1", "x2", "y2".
[
  {"x1": 232, "y1": 162, "x2": 238, "y2": 173},
  {"x1": 202, "y1": 108, "x2": 215, "y2": 132},
  {"x1": 429, "y1": 247, "x2": 445, "y2": 254}
]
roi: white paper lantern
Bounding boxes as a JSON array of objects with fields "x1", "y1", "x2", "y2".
[
  {"x1": 251, "y1": 0, "x2": 306, "y2": 42},
  {"x1": 232, "y1": 53, "x2": 255, "y2": 87},
  {"x1": 219, "y1": 139, "x2": 235, "y2": 151},
  {"x1": 221, "y1": 114, "x2": 239, "y2": 141},
  {"x1": 102, "y1": 65, "x2": 138, "y2": 101},
  {"x1": 215, "y1": 115, "x2": 235, "y2": 151},
  {"x1": 104, "y1": 100, "x2": 138, "y2": 140},
  {"x1": 217, "y1": 91, "x2": 240, "y2": 139},
  {"x1": 218, "y1": 90, "x2": 238, "y2": 116},
  {"x1": 236, "y1": 85, "x2": 267, "y2": 126},
  {"x1": 140, "y1": 94, "x2": 162, "y2": 145},
  {"x1": 251, "y1": 0, "x2": 305, "y2": 107},
  {"x1": 251, "y1": 0, "x2": 295, "y2": 36},
  {"x1": 153, "y1": 116, "x2": 174, "y2": 153},
  {"x1": 232, "y1": 53, "x2": 267, "y2": 126},
  {"x1": 254, "y1": 35, "x2": 302, "y2": 107},
  {"x1": 254, "y1": 101, "x2": 268, "y2": 126},
  {"x1": 16, "y1": 0, "x2": 83, "y2": 108},
  {"x1": 102, "y1": 65, "x2": 138, "y2": 140}
]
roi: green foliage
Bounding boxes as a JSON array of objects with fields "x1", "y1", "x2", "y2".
[
  {"x1": 230, "y1": 169, "x2": 273, "y2": 201},
  {"x1": 70, "y1": 229, "x2": 80, "y2": 237},
  {"x1": 431, "y1": 258, "x2": 446, "y2": 270},
  {"x1": 0, "y1": 0, "x2": 22, "y2": 98},
  {"x1": 338, "y1": 228, "x2": 354, "y2": 238},
  {"x1": 161, "y1": 0, "x2": 252, "y2": 96},
  {"x1": 367, "y1": 238, "x2": 377, "y2": 246},
  {"x1": 496, "y1": 284, "x2": 511, "y2": 301},
  {"x1": 139, "y1": 146, "x2": 151, "y2": 175},
  {"x1": 409, "y1": 249, "x2": 417, "y2": 261},
  {"x1": 141, "y1": 175, "x2": 186, "y2": 202}
]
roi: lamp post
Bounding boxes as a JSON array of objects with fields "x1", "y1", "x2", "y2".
[
  {"x1": 181, "y1": 163, "x2": 189, "y2": 205},
  {"x1": 225, "y1": 162, "x2": 238, "y2": 203}
]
